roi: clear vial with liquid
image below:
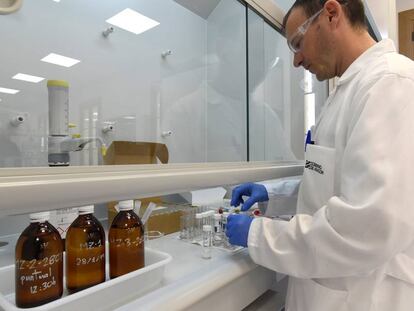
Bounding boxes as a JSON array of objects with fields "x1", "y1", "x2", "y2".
[
  {"x1": 65, "y1": 205, "x2": 105, "y2": 293},
  {"x1": 109, "y1": 200, "x2": 144, "y2": 279},
  {"x1": 202, "y1": 225, "x2": 213, "y2": 259},
  {"x1": 15, "y1": 212, "x2": 63, "y2": 308}
]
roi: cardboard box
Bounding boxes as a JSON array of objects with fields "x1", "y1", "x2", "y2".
[
  {"x1": 104, "y1": 141, "x2": 170, "y2": 229},
  {"x1": 103, "y1": 141, "x2": 169, "y2": 165}
]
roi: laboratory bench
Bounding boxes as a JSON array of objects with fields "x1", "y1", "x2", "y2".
[{"x1": 0, "y1": 232, "x2": 282, "y2": 311}]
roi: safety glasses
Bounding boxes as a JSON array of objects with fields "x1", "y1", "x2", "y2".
[{"x1": 287, "y1": 8, "x2": 324, "y2": 53}]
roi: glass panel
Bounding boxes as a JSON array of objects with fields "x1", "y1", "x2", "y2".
[
  {"x1": 248, "y1": 8, "x2": 328, "y2": 161},
  {"x1": 206, "y1": 0, "x2": 247, "y2": 162},
  {"x1": 0, "y1": 0, "x2": 246, "y2": 167}
]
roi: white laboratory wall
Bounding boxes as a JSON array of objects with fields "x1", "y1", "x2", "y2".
[
  {"x1": 0, "y1": 0, "x2": 208, "y2": 166},
  {"x1": 397, "y1": 0, "x2": 414, "y2": 12},
  {"x1": 271, "y1": 0, "x2": 294, "y2": 13},
  {"x1": 206, "y1": 0, "x2": 247, "y2": 161},
  {"x1": 364, "y1": 0, "x2": 398, "y2": 43}
]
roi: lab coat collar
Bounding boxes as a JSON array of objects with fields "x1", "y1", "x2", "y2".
[{"x1": 336, "y1": 39, "x2": 396, "y2": 86}]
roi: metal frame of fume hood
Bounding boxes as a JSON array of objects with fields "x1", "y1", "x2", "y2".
[{"x1": 243, "y1": 0, "x2": 285, "y2": 30}]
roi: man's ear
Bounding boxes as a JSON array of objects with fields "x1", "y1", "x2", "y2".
[{"x1": 324, "y1": 0, "x2": 342, "y2": 28}]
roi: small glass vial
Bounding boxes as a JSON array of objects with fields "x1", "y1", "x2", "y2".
[
  {"x1": 213, "y1": 214, "x2": 222, "y2": 246},
  {"x1": 109, "y1": 200, "x2": 144, "y2": 279},
  {"x1": 202, "y1": 225, "x2": 212, "y2": 259},
  {"x1": 65, "y1": 205, "x2": 105, "y2": 293},
  {"x1": 15, "y1": 212, "x2": 63, "y2": 308},
  {"x1": 222, "y1": 212, "x2": 230, "y2": 247},
  {"x1": 194, "y1": 213, "x2": 203, "y2": 241}
]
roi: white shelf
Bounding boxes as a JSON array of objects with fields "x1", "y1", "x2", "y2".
[{"x1": 0, "y1": 161, "x2": 303, "y2": 218}]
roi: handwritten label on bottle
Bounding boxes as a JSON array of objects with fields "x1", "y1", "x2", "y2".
[{"x1": 16, "y1": 254, "x2": 62, "y2": 294}]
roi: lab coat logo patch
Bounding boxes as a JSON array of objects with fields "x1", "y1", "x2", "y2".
[{"x1": 305, "y1": 160, "x2": 324, "y2": 175}]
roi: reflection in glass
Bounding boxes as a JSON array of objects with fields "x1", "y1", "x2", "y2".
[{"x1": 248, "y1": 8, "x2": 328, "y2": 161}]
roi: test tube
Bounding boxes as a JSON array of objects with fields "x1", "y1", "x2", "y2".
[
  {"x1": 213, "y1": 214, "x2": 222, "y2": 246},
  {"x1": 202, "y1": 225, "x2": 213, "y2": 259},
  {"x1": 195, "y1": 213, "x2": 203, "y2": 241},
  {"x1": 222, "y1": 212, "x2": 230, "y2": 248}
]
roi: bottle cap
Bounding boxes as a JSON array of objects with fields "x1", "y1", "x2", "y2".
[
  {"x1": 203, "y1": 225, "x2": 212, "y2": 232},
  {"x1": 47, "y1": 80, "x2": 69, "y2": 88},
  {"x1": 117, "y1": 200, "x2": 134, "y2": 211},
  {"x1": 78, "y1": 205, "x2": 94, "y2": 215},
  {"x1": 30, "y1": 212, "x2": 50, "y2": 223}
]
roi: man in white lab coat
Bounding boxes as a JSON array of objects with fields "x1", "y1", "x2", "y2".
[{"x1": 226, "y1": 0, "x2": 414, "y2": 310}]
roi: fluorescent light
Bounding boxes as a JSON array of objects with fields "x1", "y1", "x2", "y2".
[
  {"x1": 13, "y1": 73, "x2": 45, "y2": 83},
  {"x1": 0, "y1": 87, "x2": 19, "y2": 94},
  {"x1": 106, "y1": 8, "x2": 160, "y2": 35},
  {"x1": 41, "y1": 53, "x2": 80, "y2": 68},
  {"x1": 53, "y1": 0, "x2": 61, "y2": 2},
  {"x1": 123, "y1": 116, "x2": 136, "y2": 120}
]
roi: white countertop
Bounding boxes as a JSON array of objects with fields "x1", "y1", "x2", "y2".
[
  {"x1": 115, "y1": 234, "x2": 276, "y2": 311},
  {"x1": 0, "y1": 233, "x2": 276, "y2": 311}
]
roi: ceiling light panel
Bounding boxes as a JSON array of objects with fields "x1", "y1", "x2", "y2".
[
  {"x1": 41, "y1": 53, "x2": 80, "y2": 67},
  {"x1": 0, "y1": 87, "x2": 20, "y2": 95},
  {"x1": 13, "y1": 73, "x2": 45, "y2": 83},
  {"x1": 106, "y1": 8, "x2": 160, "y2": 35}
]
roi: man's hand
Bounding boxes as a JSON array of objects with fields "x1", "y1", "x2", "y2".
[
  {"x1": 226, "y1": 214, "x2": 254, "y2": 247},
  {"x1": 231, "y1": 183, "x2": 269, "y2": 211}
]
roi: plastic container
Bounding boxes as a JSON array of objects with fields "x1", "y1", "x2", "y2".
[
  {"x1": 15, "y1": 212, "x2": 63, "y2": 308},
  {"x1": 0, "y1": 248, "x2": 171, "y2": 311},
  {"x1": 109, "y1": 200, "x2": 144, "y2": 279},
  {"x1": 65, "y1": 206, "x2": 105, "y2": 293}
]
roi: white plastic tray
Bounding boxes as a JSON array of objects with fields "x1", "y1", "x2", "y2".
[{"x1": 0, "y1": 248, "x2": 172, "y2": 311}]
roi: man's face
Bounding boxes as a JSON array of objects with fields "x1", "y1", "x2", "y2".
[{"x1": 285, "y1": 7, "x2": 336, "y2": 81}]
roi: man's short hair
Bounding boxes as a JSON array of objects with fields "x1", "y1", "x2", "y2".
[{"x1": 282, "y1": 0, "x2": 366, "y2": 33}]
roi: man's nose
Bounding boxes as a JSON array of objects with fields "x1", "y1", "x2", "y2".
[{"x1": 293, "y1": 52, "x2": 304, "y2": 68}]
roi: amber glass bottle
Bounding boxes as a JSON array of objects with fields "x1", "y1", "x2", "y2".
[
  {"x1": 65, "y1": 205, "x2": 105, "y2": 293},
  {"x1": 15, "y1": 212, "x2": 63, "y2": 308},
  {"x1": 109, "y1": 200, "x2": 144, "y2": 279}
]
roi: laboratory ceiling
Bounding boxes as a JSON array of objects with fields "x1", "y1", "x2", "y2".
[{"x1": 173, "y1": 0, "x2": 221, "y2": 19}]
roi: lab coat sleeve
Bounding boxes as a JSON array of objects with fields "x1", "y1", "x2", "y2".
[
  {"x1": 248, "y1": 74, "x2": 414, "y2": 278},
  {"x1": 259, "y1": 177, "x2": 301, "y2": 216},
  {"x1": 259, "y1": 177, "x2": 301, "y2": 198}
]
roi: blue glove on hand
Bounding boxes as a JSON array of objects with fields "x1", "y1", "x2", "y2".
[
  {"x1": 231, "y1": 183, "x2": 269, "y2": 211},
  {"x1": 225, "y1": 214, "x2": 253, "y2": 247}
]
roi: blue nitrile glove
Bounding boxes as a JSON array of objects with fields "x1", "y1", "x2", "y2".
[
  {"x1": 231, "y1": 183, "x2": 269, "y2": 211},
  {"x1": 226, "y1": 214, "x2": 253, "y2": 247}
]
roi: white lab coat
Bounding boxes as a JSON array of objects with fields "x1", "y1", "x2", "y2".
[{"x1": 248, "y1": 39, "x2": 414, "y2": 311}]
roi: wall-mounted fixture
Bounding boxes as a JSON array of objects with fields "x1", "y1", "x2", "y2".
[
  {"x1": 0, "y1": 0, "x2": 23, "y2": 15},
  {"x1": 161, "y1": 130, "x2": 173, "y2": 138},
  {"x1": 10, "y1": 115, "x2": 25, "y2": 126},
  {"x1": 102, "y1": 26, "x2": 114, "y2": 38},
  {"x1": 161, "y1": 50, "x2": 172, "y2": 58},
  {"x1": 102, "y1": 123, "x2": 114, "y2": 133}
]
